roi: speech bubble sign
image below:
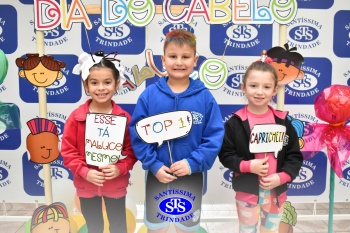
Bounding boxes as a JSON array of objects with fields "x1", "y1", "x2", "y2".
[
  {"x1": 135, "y1": 111, "x2": 193, "y2": 146},
  {"x1": 85, "y1": 113, "x2": 127, "y2": 167},
  {"x1": 249, "y1": 124, "x2": 286, "y2": 158}
]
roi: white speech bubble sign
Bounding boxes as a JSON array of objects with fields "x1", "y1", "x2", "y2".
[
  {"x1": 85, "y1": 113, "x2": 127, "y2": 167},
  {"x1": 249, "y1": 124, "x2": 286, "y2": 158},
  {"x1": 135, "y1": 111, "x2": 193, "y2": 146}
]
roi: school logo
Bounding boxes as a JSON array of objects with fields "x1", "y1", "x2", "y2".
[
  {"x1": 82, "y1": 14, "x2": 145, "y2": 54},
  {"x1": 222, "y1": 64, "x2": 247, "y2": 98},
  {"x1": 161, "y1": 23, "x2": 195, "y2": 41},
  {"x1": 0, "y1": 5, "x2": 17, "y2": 53},
  {"x1": 287, "y1": 17, "x2": 322, "y2": 50},
  {"x1": 210, "y1": 23, "x2": 272, "y2": 56},
  {"x1": 284, "y1": 57, "x2": 332, "y2": 104},
  {"x1": 333, "y1": 10, "x2": 350, "y2": 58},
  {"x1": 19, "y1": 54, "x2": 82, "y2": 103},
  {"x1": 0, "y1": 103, "x2": 21, "y2": 150},
  {"x1": 297, "y1": 0, "x2": 334, "y2": 9},
  {"x1": 191, "y1": 111, "x2": 203, "y2": 125},
  {"x1": 0, "y1": 160, "x2": 11, "y2": 188},
  {"x1": 47, "y1": 111, "x2": 67, "y2": 143},
  {"x1": 288, "y1": 152, "x2": 327, "y2": 196},
  {"x1": 22, "y1": 154, "x2": 73, "y2": 196},
  {"x1": 344, "y1": 68, "x2": 350, "y2": 86},
  {"x1": 154, "y1": 189, "x2": 199, "y2": 223},
  {"x1": 29, "y1": 18, "x2": 69, "y2": 46},
  {"x1": 220, "y1": 166, "x2": 233, "y2": 189},
  {"x1": 339, "y1": 160, "x2": 350, "y2": 189}
]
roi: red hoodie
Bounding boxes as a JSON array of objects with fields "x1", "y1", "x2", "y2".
[{"x1": 61, "y1": 99, "x2": 137, "y2": 198}]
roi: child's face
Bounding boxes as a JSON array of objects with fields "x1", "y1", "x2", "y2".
[
  {"x1": 241, "y1": 70, "x2": 278, "y2": 114},
  {"x1": 162, "y1": 42, "x2": 198, "y2": 81},
  {"x1": 84, "y1": 67, "x2": 119, "y2": 106}
]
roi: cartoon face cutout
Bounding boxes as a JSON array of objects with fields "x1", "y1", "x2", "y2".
[
  {"x1": 271, "y1": 61, "x2": 305, "y2": 85},
  {"x1": 26, "y1": 118, "x2": 60, "y2": 164},
  {"x1": 26, "y1": 131, "x2": 60, "y2": 164},
  {"x1": 31, "y1": 202, "x2": 70, "y2": 233},
  {"x1": 16, "y1": 54, "x2": 65, "y2": 87},
  {"x1": 267, "y1": 44, "x2": 305, "y2": 86},
  {"x1": 20, "y1": 62, "x2": 63, "y2": 87}
]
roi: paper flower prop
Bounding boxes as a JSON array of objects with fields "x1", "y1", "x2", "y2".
[
  {"x1": 302, "y1": 84, "x2": 350, "y2": 178},
  {"x1": 0, "y1": 49, "x2": 8, "y2": 85},
  {"x1": 72, "y1": 51, "x2": 126, "y2": 92},
  {"x1": 26, "y1": 118, "x2": 60, "y2": 164}
]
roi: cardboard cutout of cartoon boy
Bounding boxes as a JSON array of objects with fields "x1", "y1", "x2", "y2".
[
  {"x1": 267, "y1": 43, "x2": 305, "y2": 85},
  {"x1": 30, "y1": 202, "x2": 70, "y2": 233},
  {"x1": 26, "y1": 118, "x2": 60, "y2": 164},
  {"x1": 16, "y1": 53, "x2": 66, "y2": 87}
]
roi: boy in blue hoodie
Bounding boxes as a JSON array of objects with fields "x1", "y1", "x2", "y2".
[{"x1": 129, "y1": 29, "x2": 224, "y2": 233}]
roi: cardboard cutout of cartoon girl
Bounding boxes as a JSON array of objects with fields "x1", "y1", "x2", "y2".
[
  {"x1": 30, "y1": 202, "x2": 70, "y2": 233},
  {"x1": 16, "y1": 53, "x2": 66, "y2": 87},
  {"x1": 267, "y1": 43, "x2": 305, "y2": 85}
]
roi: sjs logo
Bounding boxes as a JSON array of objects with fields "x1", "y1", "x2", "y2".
[
  {"x1": 339, "y1": 161, "x2": 350, "y2": 188},
  {"x1": 228, "y1": 25, "x2": 258, "y2": 41},
  {"x1": 31, "y1": 24, "x2": 68, "y2": 46},
  {"x1": 289, "y1": 160, "x2": 315, "y2": 189},
  {"x1": 163, "y1": 24, "x2": 194, "y2": 36},
  {"x1": 289, "y1": 26, "x2": 319, "y2": 42},
  {"x1": 0, "y1": 160, "x2": 11, "y2": 188},
  {"x1": 226, "y1": 73, "x2": 244, "y2": 89},
  {"x1": 223, "y1": 170, "x2": 233, "y2": 183},
  {"x1": 159, "y1": 198, "x2": 192, "y2": 215},
  {"x1": 0, "y1": 167, "x2": 9, "y2": 182},
  {"x1": 287, "y1": 17, "x2": 322, "y2": 49}
]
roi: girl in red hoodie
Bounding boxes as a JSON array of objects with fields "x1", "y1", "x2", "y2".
[{"x1": 61, "y1": 51, "x2": 137, "y2": 233}]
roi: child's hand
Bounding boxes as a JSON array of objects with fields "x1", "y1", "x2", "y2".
[
  {"x1": 250, "y1": 157, "x2": 269, "y2": 176},
  {"x1": 99, "y1": 164, "x2": 120, "y2": 180},
  {"x1": 259, "y1": 174, "x2": 281, "y2": 190},
  {"x1": 86, "y1": 169, "x2": 106, "y2": 187},
  {"x1": 170, "y1": 160, "x2": 190, "y2": 176},
  {"x1": 155, "y1": 165, "x2": 177, "y2": 183}
]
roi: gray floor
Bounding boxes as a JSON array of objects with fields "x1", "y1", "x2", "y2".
[{"x1": 1, "y1": 202, "x2": 350, "y2": 233}]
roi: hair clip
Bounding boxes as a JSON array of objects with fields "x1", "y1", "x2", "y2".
[{"x1": 72, "y1": 51, "x2": 126, "y2": 92}]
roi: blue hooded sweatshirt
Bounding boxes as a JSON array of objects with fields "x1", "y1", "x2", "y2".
[{"x1": 129, "y1": 77, "x2": 224, "y2": 175}]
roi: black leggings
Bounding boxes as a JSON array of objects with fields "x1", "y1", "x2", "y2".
[{"x1": 79, "y1": 196, "x2": 127, "y2": 233}]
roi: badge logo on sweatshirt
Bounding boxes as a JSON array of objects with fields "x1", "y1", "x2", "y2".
[
  {"x1": 0, "y1": 160, "x2": 12, "y2": 189},
  {"x1": 191, "y1": 111, "x2": 203, "y2": 125}
]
